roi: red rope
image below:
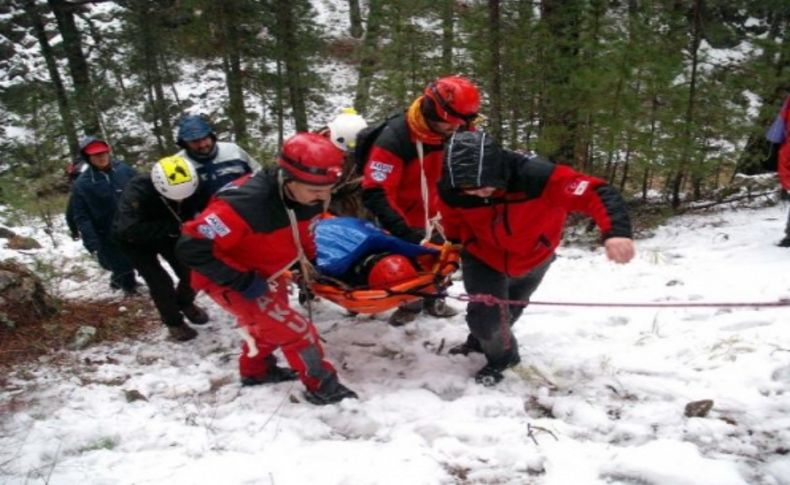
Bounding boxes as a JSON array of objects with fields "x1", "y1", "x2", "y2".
[{"x1": 453, "y1": 293, "x2": 790, "y2": 309}]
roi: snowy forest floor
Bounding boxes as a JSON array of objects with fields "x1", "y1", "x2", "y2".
[{"x1": 0, "y1": 202, "x2": 789, "y2": 485}]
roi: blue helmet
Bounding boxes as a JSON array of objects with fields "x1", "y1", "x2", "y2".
[{"x1": 177, "y1": 115, "x2": 215, "y2": 145}]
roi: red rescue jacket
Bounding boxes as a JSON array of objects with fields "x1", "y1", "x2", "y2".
[
  {"x1": 361, "y1": 113, "x2": 444, "y2": 243},
  {"x1": 439, "y1": 153, "x2": 632, "y2": 277},
  {"x1": 178, "y1": 169, "x2": 322, "y2": 292}
]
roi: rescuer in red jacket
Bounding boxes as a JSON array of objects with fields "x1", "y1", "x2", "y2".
[
  {"x1": 177, "y1": 133, "x2": 357, "y2": 405},
  {"x1": 438, "y1": 131, "x2": 636, "y2": 386},
  {"x1": 361, "y1": 75, "x2": 481, "y2": 325}
]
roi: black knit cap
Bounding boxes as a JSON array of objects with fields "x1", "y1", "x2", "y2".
[{"x1": 442, "y1": 131, "x2": 507, "y2": 191}]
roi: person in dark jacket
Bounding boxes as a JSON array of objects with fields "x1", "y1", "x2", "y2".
[
  {"x1": 70, "y1": 136, "x2": 139, "y2": 294},
  {"x1": 439, "y1": 131, "x2": 635, "y2": 386},
  {"x1": 175, "y1": 115, "x2": 259, "y2": 209},
  {"x1": 177, "y1": 133, "x2": 357, "y2": 405},
  {"x1": 361, "y1": 75, "x2": 481, "y2": 325},
  {"x1": 113, "y1": 156, "x2": 210, "y2": 342}
]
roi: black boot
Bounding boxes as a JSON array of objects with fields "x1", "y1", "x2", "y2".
[
  {"x1": 474, "y1": 352, "x2": 521, "y2": 387},
  {"x1": 388, "y1": 306, "x2": 421, "y2": 327},
  {"x1": 778, "y1": 236, "x2": 790, "y2": 248},
  {"x1": 423, "y1": 298, "x2": 458, "y2": 318},
  {"x1": 448, "y1": 334, "x2": 483, "y2": 355},
  {"x1": 182, "y1": 304, "x2": 209, "y2": 325},
  {"x1": 304, "y1": 381, "x2": 358, "y2": 405},
  {"x1": 241, "y1": 366, "x2": 299, "y2": 386},
  {"x1": 168, "y1": 323, "x2": 198, "y2": 342}
]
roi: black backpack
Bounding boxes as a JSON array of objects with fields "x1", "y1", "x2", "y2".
[{"x1": 352, "y1": 111, "x2": 403, "y2": 176}]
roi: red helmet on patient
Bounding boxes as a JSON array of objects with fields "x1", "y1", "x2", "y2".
[{"x1": 367, "y1": 254, "x2": 419, "y2": 288}]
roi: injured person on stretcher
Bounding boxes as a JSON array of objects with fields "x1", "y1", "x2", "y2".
[{"x1": 307, "y1": 217, "x2": 460, "y2": 314}]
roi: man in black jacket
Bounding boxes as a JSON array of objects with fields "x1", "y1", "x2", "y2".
[{"x1": 113, "y1": 156, "x2": 209, "y2": 341}]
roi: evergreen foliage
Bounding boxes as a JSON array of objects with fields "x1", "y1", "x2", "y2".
[{"x1": 0, "y1": 0, "x2": 788, "y2": 208}]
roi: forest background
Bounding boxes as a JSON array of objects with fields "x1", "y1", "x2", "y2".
[{"x1": 0, "y1": 0, "x2": 789, "y2": 215}]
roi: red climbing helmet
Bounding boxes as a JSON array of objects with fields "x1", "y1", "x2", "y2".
[
  {"x1": 367, "y1": 254, "x2": 419, "y2": 288},
  {"x1": 279, "y1": 132, "x2": 344, "y2": 185},
  {"x1": 423, "y1": 76, "x2": 481, "y2": 125}
]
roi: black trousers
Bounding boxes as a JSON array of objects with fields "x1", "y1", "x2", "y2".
[
  {"x1": 120, "y1": 241, "x2": 196, "y2": 327},
  {"x1": 461, "y1": 252, "x2": 554, "y2": 366},
  {"x1": 96, "y1": 239, "x2": 137, "y2": 291}
]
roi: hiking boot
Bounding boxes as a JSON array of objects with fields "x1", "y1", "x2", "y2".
[
  {"x1": 168, "y1": 324, "x2": 198, "y2": 342},
  {"x1": 304, "y1": 382, "x2": 358, "y2": 405},
  {"x1": 423, "y1": 298, "x2": 458, "y2": 318},
  {"x1": 778, "y1": 237, "x2": 790, "y2": 248},
  {"x1": 182, "y1": 304, "x2": 209, "y2": 325},
  {"x1": 241, "y1": 366, "x2": 299, "y2": 386},
  {"x1": 448, "y1": 334, "x2": 483, "y2": 356},
  {"x1": 474, "y1": 353, "x2": 521, "y2": 387},
  {"x1": 388, "y1": 306, "x2": 421, "y2": 327}
]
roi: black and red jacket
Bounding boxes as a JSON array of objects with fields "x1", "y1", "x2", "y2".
[
  {"x1": 438, "y1": 150, "x2": 632, "y2": 277},
  {"x1": 177, "y1": 168, "x2": 322, "y2": 292},
  {"x1": 361, "y1": 113, "x2": 444, "y2": 243}
]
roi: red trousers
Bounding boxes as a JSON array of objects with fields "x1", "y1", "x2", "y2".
[{"x1": 204, "y1": 278, "x2": 337, "y2": 391}]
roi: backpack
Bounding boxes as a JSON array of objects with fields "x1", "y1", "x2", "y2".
[{"x1": 352, "y1": 111, "x2": 404, "y2": 176}]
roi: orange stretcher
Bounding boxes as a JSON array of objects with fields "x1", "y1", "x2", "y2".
[{"x1": 309, "y1": 243, "x2": 461, "y2": 314}]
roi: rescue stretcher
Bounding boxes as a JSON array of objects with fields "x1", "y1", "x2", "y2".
[{"x1": 308, "y1": 242, "x2": 460, "y2": 314}]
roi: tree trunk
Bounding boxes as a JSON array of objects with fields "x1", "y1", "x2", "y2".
[
  {"x1": 275, "y1": 58, "x2": 285, "y2": 147},
  {"x1": 440, "y1": 0, "x2": 454, "y2": 74},
  {"x1": 219, "y1": 1, "x2": 249, "y2": 144},
  {"x1": 488, "y1": 0, "x2": 503, "y2": 140},
  {"x1": 539, "y1": 0, "x2": 582, "y2": 165},
  {"x1": 275, "y1": 0, "x2": 307, "y2": 131},
  {"x1": 23, "y1": 0, "x2": 79, "y2": 158},
  {"x1": 348, "y1": 0, "x2": 363, "y2": 38},
  {"x1": 671, "y1": 0, "x2": 703, "y2": 210},
  {"x1": 47, "y1": 0, "x2": 100, "y2": 135},
  {"x1": 354, "y1": 0, "x2": 383, "y2": 114},
  {"x1": 129, "y1": 0, "x2": 173, "y2": 154}
]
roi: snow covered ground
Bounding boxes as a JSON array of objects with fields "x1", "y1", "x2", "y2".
[{"x1": 1, "y1": 202, "x2": 789, "y2": 485}]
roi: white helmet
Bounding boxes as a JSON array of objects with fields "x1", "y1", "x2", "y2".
[
  {"x1": 151, "y1": 155, "x2": 199, "y2": 201},
  {"x1": 327, "y1": 107, "x2": 368, "y2": 151}
]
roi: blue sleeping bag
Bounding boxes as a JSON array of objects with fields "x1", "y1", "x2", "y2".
[{"x1": 315, "y1": 217, "x2": 438, "y2": 277}]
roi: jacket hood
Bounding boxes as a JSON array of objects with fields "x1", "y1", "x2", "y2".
[{"x1": 441, "y1": 131, "x2": 506, "y2": 190}]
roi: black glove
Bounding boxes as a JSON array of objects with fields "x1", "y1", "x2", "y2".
[
  {"x1": 241, "y1": 274, "x2": 268, "y2": 300},
  {"x1": 781, "y1": 190, "x2": 790, "y2": 202}
]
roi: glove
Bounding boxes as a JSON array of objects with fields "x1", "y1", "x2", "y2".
[
  {"x1": 781, "y1": 190, "x2": 790, "y2": 202},
  {"x1": 241, "y1": 273, "x2": 269, "y2": 300}
]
